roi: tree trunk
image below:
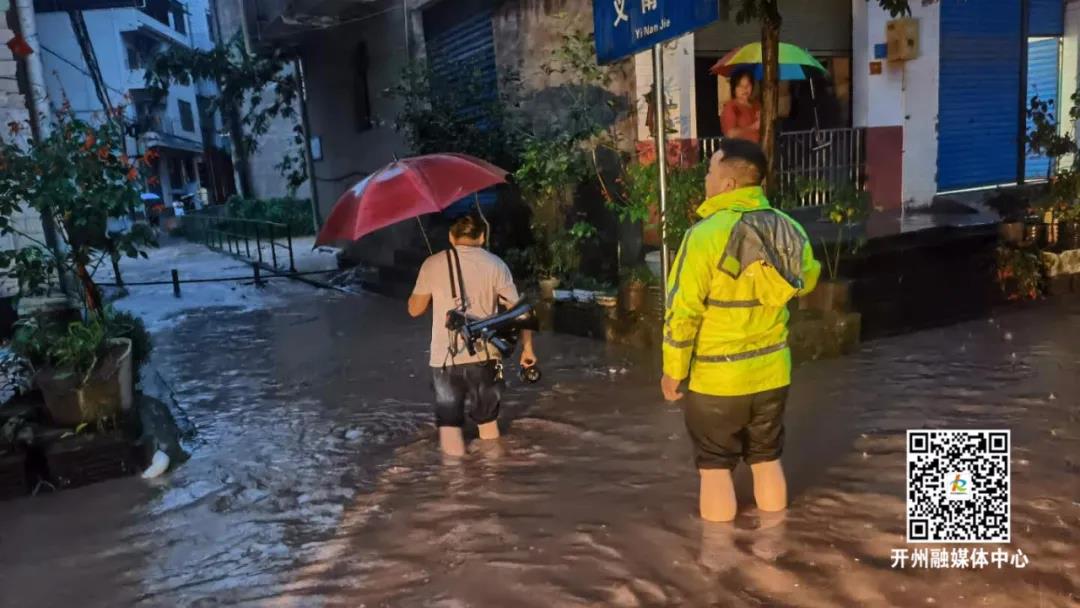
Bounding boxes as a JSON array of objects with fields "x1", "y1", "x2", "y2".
[
  {"x1": 760, "y1": 12, "x2": 782, "y2": 192},
  {"x1": 75, "y1": 260, "x2": 101, "y2": 313}
]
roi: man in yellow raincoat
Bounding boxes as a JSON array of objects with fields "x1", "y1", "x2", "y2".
[{"x1": 660, "y1": 138, "x2": 820, "y2": 522}]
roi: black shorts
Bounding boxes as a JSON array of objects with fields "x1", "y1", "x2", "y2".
[
  {"x1": 684, "y1": 387, "x2": 789, "y2": 470},
  {"x1": 431, "y1": 361, "x2": 504, "y2": 428}
]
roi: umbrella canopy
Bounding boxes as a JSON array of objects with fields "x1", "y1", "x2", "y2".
[
  {"x1": 710, "y1": 42, "x2": 826, "y2": 81},
  {"x1": 315, "y1": 153, "x2": 508, "y2": 247}
]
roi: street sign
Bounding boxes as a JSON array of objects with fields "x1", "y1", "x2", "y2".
[{"x1": 593, "y1": 0, "x2": 719, "y2": 64}]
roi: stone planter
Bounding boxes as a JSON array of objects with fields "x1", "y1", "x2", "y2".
[
  {"x1": 538, "y1": 278, "x2": 560, "y2": 301},
  {"x1": 800, "y1": 279, "x2": 852, "y2": 314},
  {"x1": 35, "y1": 338, "x2": 133, "y2": 427},
  {"x1": 44, "y1": 430, "x2": 135, "y2": 489}
]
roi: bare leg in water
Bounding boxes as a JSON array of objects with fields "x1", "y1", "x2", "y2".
[
  {"x1": 439, "y1": 427, "x2": 466, "y2": 457},
  {"x1": 698, "y1": 459, "x2": 787, "y2": 521}
]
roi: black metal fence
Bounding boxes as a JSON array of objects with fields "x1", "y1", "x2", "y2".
[
  {"x1": 700, "y1": 127, "x2": 867, "y2": 207},
  {"x1": 182, "y1": 214, "x2": 296, "y2": 274}
]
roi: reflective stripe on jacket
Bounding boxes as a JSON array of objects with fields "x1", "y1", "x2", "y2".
[{"x1": 663, "y1": 186, "x2": 820, "y2": 397}]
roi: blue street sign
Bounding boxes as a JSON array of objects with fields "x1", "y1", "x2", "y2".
[{"x1": 594, "y1": 0, "x2": 720, "y2": 64}]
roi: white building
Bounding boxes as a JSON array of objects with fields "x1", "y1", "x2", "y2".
[{"x1": 35, "y1": 0, "x2": 233, "y2": 206}]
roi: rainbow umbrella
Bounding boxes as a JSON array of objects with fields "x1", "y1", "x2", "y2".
[{"x1": 709, "y1": 42, "x2": 826, "y2": 81}]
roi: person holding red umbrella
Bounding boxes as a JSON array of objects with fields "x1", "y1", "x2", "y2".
[{"x1": 408, "y1": 212, "x2": 538, "y2": 457}]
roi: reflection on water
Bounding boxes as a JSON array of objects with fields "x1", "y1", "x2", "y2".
[{"x1": 0, "y1": 294, "x2": 1077, "y2": 607}]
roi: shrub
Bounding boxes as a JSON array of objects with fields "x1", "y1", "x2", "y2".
[{"x1": 224, "y1": 196, "x2": 315, "y2": 236}]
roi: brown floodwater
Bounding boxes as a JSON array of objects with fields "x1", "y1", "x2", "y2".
[{"x1": 0, "y1": 282, "x2": 1077, "y2": 607}]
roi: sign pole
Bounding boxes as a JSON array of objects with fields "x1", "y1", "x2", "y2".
[{"x1": 653, "y1": 44, "x2": 670, "y2": 300}]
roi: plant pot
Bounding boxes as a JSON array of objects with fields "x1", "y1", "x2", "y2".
[
  {"x1": 999, "y1": 221, "x2": 1024, "y2": 245},
  {"x1": 44, "y1": 430, "x2": 134, "y2": 489},
  {"x1": 621, "y1": 283, "x2": 648, "y2": 312},
  {"x1": 800, "y1": 279, "x2": 852, "y2": 314},
  {"x1": 1023, "y1": 221, "x2": 1044, "y2": 246},
  {"x1": 538, "y1": 278, "x2": 560, "y2": 301},
  {"x1": 1059, "y1": 221, "x2": 1080, "y2": 251},
  {"x1": 572, "y1": 289, "x2": 596, "y2": 303},
  {"x1": 35, "y1": 338, "x2": 133, "y2": 427},
  {"x1": 595, "y1": 294, "x2": 618, "y2": 308}
]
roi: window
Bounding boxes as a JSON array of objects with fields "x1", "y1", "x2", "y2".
[
  {"x1": 207, "y1": 10, "x2": 216, "y2": 43},
  {"x1": 123, "y1": 33, "x2": 157, "y2": 70},
  {"x1": 172, "y1": 6, "x2": 187, "y2": 35},
  {"x1": 178, "y1": 100, "x2": 195, "y2": 132},
  {"x1": 354, "y1": 43, "x2": 372, "y2": 131}
]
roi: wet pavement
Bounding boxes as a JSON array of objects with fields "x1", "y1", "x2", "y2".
[{"x1": 0, "y1": 244, "x2": 1078, "y2": 607}]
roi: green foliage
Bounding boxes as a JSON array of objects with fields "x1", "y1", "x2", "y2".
[
  {"x1": 50, "y1": 317, "x2": 107, "y2": 380},
  {"x1": 224, "y1": 196, "x2": 314, "y2": 236},
  {"x1": 0, "y1": 106, "x2": 157, "y2": 308},
  {"x1": 102, "y1": 307, "x2": 153, "y2": 379},
  {"x1": 621, "y1": 265, "x2": 658, "y2": 287},
  {"x1": 387, "y1": 60, "x2": 525, "y2": 172},
  {"x1": 995, "y1": 245, "x2": 1043, "y2": 301},
  {"x1": 607, "y1": 161, "x2": 706, "y2": 252},
  {"x1": 818, "y1": 182, "x2": 873, "y2": 280},
  {"x1": 1027, "y1": 90, "x2": 1080, "y2": 222},
  {"x1": 12, "y1": 308, "x2": 150, "y2": 384},
  {"x1": 145, "y1": 34, "x2": 308, "y2": 193}
]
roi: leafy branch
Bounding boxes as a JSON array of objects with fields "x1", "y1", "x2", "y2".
[{"x1": 144, "y1": 33, "x2": 308, "y2": 193}]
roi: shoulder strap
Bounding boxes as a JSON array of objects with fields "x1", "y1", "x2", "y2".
[{"x1": 446, "y1": 247, "x2": 468, "y2": 309}]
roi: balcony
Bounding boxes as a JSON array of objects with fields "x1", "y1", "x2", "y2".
[
  {"x1": 139, "y1": 115, "x2": 203, "y2": 153},
  {"x1": 700, "y1": 127, "x2": 867, "y2": 208}
]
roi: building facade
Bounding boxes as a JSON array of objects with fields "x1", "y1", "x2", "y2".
[
  {"x1": 1, "y1": 2, "x2": 51, "y2": 298},
  {"x1": 34, "y1": 0, "x2": 235, "y2": 206}
]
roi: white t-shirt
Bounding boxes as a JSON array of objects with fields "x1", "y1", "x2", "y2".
[{"x1": 412, "y1": 246, "x2": 520, "y2": 367}]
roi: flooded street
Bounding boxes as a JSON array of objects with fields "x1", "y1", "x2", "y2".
[{"x1": 0, "y1": 260, "x2": 1077, "y2": 606}]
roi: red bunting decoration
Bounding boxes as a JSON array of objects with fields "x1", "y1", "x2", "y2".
[{"x1": 6, "y1": 33, "x2": 33, "y2": 58}]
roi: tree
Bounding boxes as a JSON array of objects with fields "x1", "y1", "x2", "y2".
[
  {"x1": 145, "y1": 34, "x2": 307, "y2": 195},
  {"x1": 733, "y1": 0, "x2": 913, "y2": 187},
  {"x1": 0, "y1": 105, "x2": 157, "y2": 312}
]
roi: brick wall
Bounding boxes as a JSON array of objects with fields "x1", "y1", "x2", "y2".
[{"x1": 1, "y1": 10, "x2": 50, "y2": 297}]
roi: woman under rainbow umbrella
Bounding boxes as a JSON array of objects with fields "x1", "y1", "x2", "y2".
[{"x1": 710, "y1": 41, "x2": 828, "y2": 132}]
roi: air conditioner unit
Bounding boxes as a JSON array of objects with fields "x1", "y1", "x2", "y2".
[{"x1": 886, "y1": 18, "x2": 919, "y2": 62}]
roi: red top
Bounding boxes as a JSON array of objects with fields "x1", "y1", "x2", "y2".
[{"x1": 721, "y1": 101, "x2": 761, "y2": 143}]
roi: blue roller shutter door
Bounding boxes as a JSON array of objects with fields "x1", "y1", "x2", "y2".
[
  {"x1": 937, "y1": 0, "x2": 1023, "y2": 191},
  {"x1": 1025, "y1": 38, "x2": 1060, "y2": 180},
  {"x1": 425, "y1": 10, "x2": 499, "y2": 218}
]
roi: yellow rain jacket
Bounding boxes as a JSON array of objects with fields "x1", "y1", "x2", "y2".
[{"x1": 663, "y1": 186, "x2": 820, "y2": 396}]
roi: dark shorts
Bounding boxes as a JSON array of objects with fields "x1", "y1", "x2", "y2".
[
  {"x1": 684, "y1": 387, "x2": 789, "y2": 470},
  {"x1": 431, "y1": 361, "x2": 504, "y2": 428}
]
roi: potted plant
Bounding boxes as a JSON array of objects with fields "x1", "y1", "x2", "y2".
[
  {"x1": 995, "y1": 245, "x2": 1044, "y2": 301},
  {"x1": 11, "y1": 314, "x2": 133, "y2": 427},
  {"x1": 1052, "y1": 198, "x2": 1080, "y2": 251},
  {"x1": 620, "y1": 265, "x2": 657, "y2": 312},
  {"x1": 801, "y1": 182, "x2": 872, "y2": 314}
]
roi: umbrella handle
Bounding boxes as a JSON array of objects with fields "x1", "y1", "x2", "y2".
[
  {"x1": 474, "y1": 194, "x2": 491, "y2": 250},
  {"x1": 417, "y1": 216, "x2": 433, "y2": 255}
]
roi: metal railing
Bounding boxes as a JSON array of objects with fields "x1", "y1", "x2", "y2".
[
  {"x1": 182, "y1": 214, "x2": 297, "y2": 274},
  {"x1": 700, "y1": 127, "x2": 866, "y2": 207}
]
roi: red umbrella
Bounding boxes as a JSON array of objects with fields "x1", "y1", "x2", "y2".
[{"x1": 314, "y1": 153, "x2": 508, "y2": 247}]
